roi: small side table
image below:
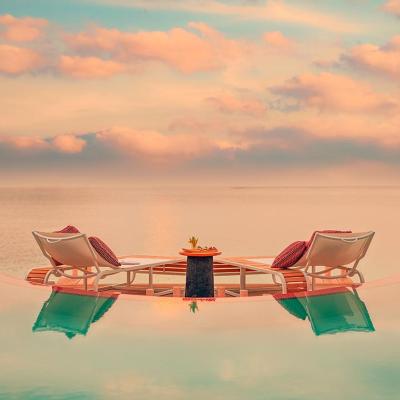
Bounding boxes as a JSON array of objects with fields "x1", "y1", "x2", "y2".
[{"x1": 179, "y1": 249, "x2": 221, "y2": 298}]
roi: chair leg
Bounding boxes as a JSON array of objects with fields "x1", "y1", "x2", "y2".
[
  {"x1": 93, "y1": 273, "x2": 103, "y2": 292},
  {"x1": 43, "y1": 270, "x2": 55, "y2": 285},
  {"x1": 352, "y1": 270, "x2": 365, "y2": 284},
  {"x1": 311, "y1": 266, "x2": 316, "y2": 290},
  {"x1": 240, "y1": 267, "x2": 246, "y2": 290},
  {"x1": 277, "y1": 273, "x2": 287, "y2": 294},
  {"x1": 148, "y1": 267, "x2": 153, "y2": 288}
]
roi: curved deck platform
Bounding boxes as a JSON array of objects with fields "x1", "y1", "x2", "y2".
[{"x1": 26, "y1": 255, "x2": 356, "y2": 297}]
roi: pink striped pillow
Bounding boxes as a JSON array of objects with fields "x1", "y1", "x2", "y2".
[
  {"x1": 56, "y1": 225, "x2": 80, "y2": 234},
  {"x1": 88, "y1": 236, "x2": 120, "y2": 267},
  {"x1": 272, "y1": 241, "x2": 307, "y2": 269},
  {"x1": 272, "y1": 230, "x2": 353, "y2": 270}
]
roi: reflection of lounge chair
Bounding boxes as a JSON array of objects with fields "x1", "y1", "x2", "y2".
[
  {"x1": 29, "y1": 231, "x2": 183, "y2": 291},
  {"x1": 219, "y1": 231, "x2": 374, "y2": 293},
  {"x1": 275, "y1": 287, "x2": 375, "y2": 336},
  {"x1": 33, "y1": 288, "x2": 117, "y2": 339}
]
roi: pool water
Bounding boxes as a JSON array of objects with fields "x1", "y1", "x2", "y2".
[
  {"x1": 1, "y1": 185, "x2": 399, "y2": 399},
  {"x1": 0, "y1": 274, "x2": 399, "y2": 400}
]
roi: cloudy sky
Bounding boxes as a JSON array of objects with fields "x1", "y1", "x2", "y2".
[{"x1": 0, "y1": 0, "x2": 399, "y2": 185}]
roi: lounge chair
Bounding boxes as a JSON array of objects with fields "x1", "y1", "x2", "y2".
[
  {"x1": 29, "y1": 231, "x2": 183, "y2": 292},
  {"x1": 219, "y1": 231, "x2": 375, "y2": 294},
  {"x1": 291, "y1": 231, "x2": 374, "y2": 289}
]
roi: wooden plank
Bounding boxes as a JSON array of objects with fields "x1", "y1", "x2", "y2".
[{"x1": 284, "y1": 277, "x2": 306, "y2": 282}]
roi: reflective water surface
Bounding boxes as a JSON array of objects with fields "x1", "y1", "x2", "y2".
[
  {"x1": 1, "y1": 186, "x2": 399, "y2": 399},
  {"x1": 274, "y1": 287, "x2": 375, "y2": 336},
  {"x1": 33, "y1": 289, "x2": 118, "y2": 339},
  {"x1": 0, "y1": 275, "x2": 399, "y2": 400}
]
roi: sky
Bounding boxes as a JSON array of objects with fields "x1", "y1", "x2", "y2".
[{"x1": 0, "y1": 0, "x2": 399, "y2": 185}]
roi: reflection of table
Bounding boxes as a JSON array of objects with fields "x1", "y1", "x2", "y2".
[{"x1": 179, "y1": 250, "x2": 221, "y2": 298}]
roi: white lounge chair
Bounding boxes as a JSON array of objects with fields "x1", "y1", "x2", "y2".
[
  {"x1": 219, "y1": 231, "x2": 375, "y2": 294},
  {"x1": 291, "y1": 231, "x2": 375, "y2": 289},
  {"x1": 30, "y1": 231, "x2": 183, "y2": 292}
]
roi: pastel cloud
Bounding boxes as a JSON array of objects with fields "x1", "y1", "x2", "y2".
[
  {"x1": 58, "y1": 55, "x2": 126, "y2": 78},
  {"x1": 0, "y1": 135, "x2": 49, "y2": 150},
  {"x1": 52, "y1": 134, "x2": 86, "y2": 153},
  {"x1": 65, "y1": 23, "x2": 247, "y2": 73},
  {"x1": 0, "y1": 134, "x2": 86, "y2": 154},
  {"x1": 227, "y1": 127, "x2": 400, "y2": 169},
  {"x1": 263, "y1": 31, "x2": 294, "y2": 50},
  {"x1": 383, "y1": 0, "x2": 400, "y2": 17},
  {"x1": 0, "y1": 44, "x2": 42, "y2": 74},
  {"x1": 206, "y1": 93, "x2": 267, "y2": 116},
  {"x1": 345, "y1": 35, "x2": 400, "y2": 78},
  {"x1": 2, "y1": 127, "x2": 400, "y2": 173},
  {"x1": 271, "y1": 72, "x2": 398, "y2": 113},
  {"x1": 96, "y1": 126, "x2": 221, "y2": 160},
  {"x1": 293, "y1": 112, "x2": 400, "y2": 144},
  {"x1": 0, "y1": 14, "x2": 48, "y2": 42}
]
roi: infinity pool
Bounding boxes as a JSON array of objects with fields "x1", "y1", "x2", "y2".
[
  {"x1": 0, "y1": 274, "x2": 399, "y2": 400},
  {"x1": 1, "y1": 186, "x2": 399, "y2": 399}
]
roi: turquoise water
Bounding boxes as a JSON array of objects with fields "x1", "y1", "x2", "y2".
[{"x1": 0, "y1": 276, "x2": 399, "y2": 399}]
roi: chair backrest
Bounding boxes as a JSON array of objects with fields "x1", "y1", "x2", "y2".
[
  {"x1": 296, "y1": 231, "x2": 374, "y2": 267},
  {"x1": 33, "y1": 231, "x2": 117, "y2": 269}
]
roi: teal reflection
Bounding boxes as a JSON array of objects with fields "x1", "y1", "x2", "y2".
[
  {"x1": 275, "y1": 287, "x2": 375, "y2": 336},
  {"x1": 33, "y1": 289, "x2": 117, "y2": 339}
]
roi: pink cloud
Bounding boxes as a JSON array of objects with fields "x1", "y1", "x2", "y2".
[
  {"x1": 0, "y1": 135, "x2": 49, "y2": 150},
  {"x1": 206, "y1": 93, "x2": 267, "y2": 116},
  {"x1": 58, "y1": 55, "x2": 126, "y2": 78},
  {"x1": 0, "y1": 14, "x2": 48, "y2": 42},
  {"x1": 96, "y1": 126, "x2": 220, "y2": 160},
  {"x1": 65, "y1": 23, "x2": 247, "y2": 73},
  {"x1": 271, "y1": 72, "x2": 398, "y2": 113},
  {"x1": 383, "y1": 0, "x2": 400, "y2": 17},
  {"x1": 52, "y1": 134, "x2": 86, "y2": 153},
  {"x1": 0, "y1": 44, "x2": 42, "y2": 74},
  {"x1": 346, "y1": 35, "x2": 400, "y2": 78},
  {"x1": 263, "y1": 31, "x2": 294, "y2": 50},
  {"x1": 0, "y1": 133, "x2": 86, "y2": 153}
]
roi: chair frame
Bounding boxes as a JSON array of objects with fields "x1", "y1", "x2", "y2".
[
  {"x1": 218, "y1": 231, "x2": 374, "y2": 294},
  {"x1": 289, "y1": 231, "x2": 375, "y2": 289},
  {"x1": 31, "y1": 231, "x2": 183, "y2": 292}
]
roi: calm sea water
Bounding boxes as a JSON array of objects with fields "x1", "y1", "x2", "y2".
[
  {"x1": 0, "y1": 186, "x2": 398, "y2": 280},
  {"x1": 0, "y1": 186, "x2": 400, "y2": 399}
]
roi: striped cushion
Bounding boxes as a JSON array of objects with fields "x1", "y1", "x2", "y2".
[
  {"x1": 56, "y1": 225, "x2": 80, "y2": 234},
  {"x1": 272, "y1": 229, "x2": 353, "y2": 270},
  {"x1": 307, "y1": 230, "x2": 352, "y2": 249},
  {"x1": 88, "y1": 236, "x2": 120, "y2": 267},
  {"x1": 272, "y1": 241, "x2": 307, "y2": 269}
]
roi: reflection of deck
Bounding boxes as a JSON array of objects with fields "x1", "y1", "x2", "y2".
[{"x1": 26, "y1": 255, "x2": 357, "y2": 298}]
